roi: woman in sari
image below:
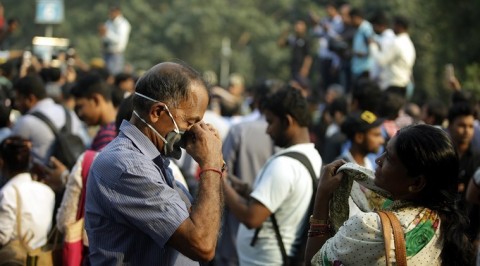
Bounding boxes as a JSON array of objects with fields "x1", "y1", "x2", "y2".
[{"x1": 306, "y1": 124, "x2": 474, "y2": 265}]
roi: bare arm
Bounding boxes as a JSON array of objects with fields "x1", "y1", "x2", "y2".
[
  {"x1": 305, "y1": 160, "x2": 345, "y2": 266},
  {"x1": 223, "y1": 180, "x2": 271, "y2": 229},
  {"x1": 300, "y1": 55, "x2": 313, "y2": 78},
  {"x1": 166, "y1": 122, "x2": 224, "y2": 261}
]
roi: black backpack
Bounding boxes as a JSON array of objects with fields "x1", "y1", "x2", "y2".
[
  {"x1": 250, "y1": 151, "x2": 318, "y2": 266},
  {"x1": 31, "y1": 107, "x2": 86, "y2": 169}
]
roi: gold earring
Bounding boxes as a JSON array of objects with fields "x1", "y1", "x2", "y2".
[{"x1": 408, "y1": 186, "x2": 415, "y2": 192}]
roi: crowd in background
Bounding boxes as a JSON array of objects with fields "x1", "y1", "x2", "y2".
[{"x1": 0, "y1": 1, "x2": 480, "y2": 265}]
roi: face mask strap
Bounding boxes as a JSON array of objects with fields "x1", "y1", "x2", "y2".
[
  {"x1": 163, "y1": 105, "x2": 181, "y2": 134},
  {"x1": 135, "y1": 92, "x2": 160, "y2": 103},
  {"x1": 132, "y1": 110, "x2": 168, "y2": 144},
  {"x1": 135, "y1": 92, "x2": 181, "y2": 134}
]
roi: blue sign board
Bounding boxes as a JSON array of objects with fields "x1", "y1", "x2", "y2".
[{"x1": 36, "y1": 0, "x2": 64, "y2": 24}]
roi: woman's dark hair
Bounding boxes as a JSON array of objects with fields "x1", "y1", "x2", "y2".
[
  {"x1": 0, "y1": 136, "x2": 32, "y2": 174},
  {"x1": 395, "y1": 124, "x2": 474, "y2": 265},
  {"x1": 262, "y1": 87, "x2": 311, "y2": 127}
]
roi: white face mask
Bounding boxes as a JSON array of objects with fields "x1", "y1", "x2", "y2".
[{"x1": 134, "y1": 92, "x2": 185, "y2": 159}]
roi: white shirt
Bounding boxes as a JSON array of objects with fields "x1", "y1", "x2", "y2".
[
  {"x1": 370, "y1": 28, "x2": 396, "y2": 81},
  {"x1": 11, "y1": 98, "x2": 90, "y2": 164},
  {"x1": 0, "y1": 173, "x2": 55, "y2": 249},
  {"x1": 202, "y1": 110, "x2": 230, "y2": 141},
  {"x1": 236, "y1": 143, "x2": 322, "y2": 266},
  {"x1": 315, "y1": 15, "x2": 343, "y2": 59},
  {"x1": 370, "y1": 32, "x2": 416, "y2": 89},
  {"x1": 103, "y1": 15, "x2": 131, "y2": 53}
]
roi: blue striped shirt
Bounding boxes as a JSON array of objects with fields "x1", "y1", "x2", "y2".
[{"x1": 85, "y1": 120, "x2": 198, "y2": 265}]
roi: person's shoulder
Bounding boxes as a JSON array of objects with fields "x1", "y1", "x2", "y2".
[
  {"x1": 271, "y1": 145, "x2": 319, "y2": 167},
  {"x1": 283, "y1": 143, "x2": 319, "y2": 156},
  {"x1": 11, "y1": 114, "x2": 42, "y2": 132},
  {"x1": 344, "y1": 211, "x2": 381, "y2": 231},
  {"x1": 95, "y1": 139, "x2": 155, "y2": 171},
  {"x1": 31, "y1": 180, "x2": 55, "y2": 197}
]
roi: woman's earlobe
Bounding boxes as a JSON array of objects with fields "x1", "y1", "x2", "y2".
[{"x1": 411, "y1": 175, "x2": 427, "y2": 193}]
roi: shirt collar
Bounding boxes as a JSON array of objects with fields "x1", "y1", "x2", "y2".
[{"x1": 119, "y1": 120, "x2": 163, "y2": 161}]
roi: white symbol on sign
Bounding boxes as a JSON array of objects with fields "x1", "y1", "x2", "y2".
[{"x1": 43, "y1": 4, "x2": 56, "y2": 20}]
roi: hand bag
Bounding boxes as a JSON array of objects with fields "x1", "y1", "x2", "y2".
[
  {"x1": 0, "y1": 185, "x2": 61, "y2": 266},
  {"x1": 0, "y1": 186, "x2": 27, "y2": 265},
  {"x1": 63, "y1": 150, "x2": 96, "y2": 266},
  {"x1": 26, "y1": 227, "x2": 62, "y2": 266}
]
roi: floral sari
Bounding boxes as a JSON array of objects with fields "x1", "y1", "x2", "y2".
[{"x1": 311, "y1": 204, "x2": 443, "y2": 266}]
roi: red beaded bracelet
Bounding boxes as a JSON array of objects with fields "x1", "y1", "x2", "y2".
[{"x1": 199, "y1": 168, "x2": 223, "y2": 179}]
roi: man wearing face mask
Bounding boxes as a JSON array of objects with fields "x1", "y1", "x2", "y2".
[{"x1": 85, "y1": 62, "x2": 225, "y2": 265}]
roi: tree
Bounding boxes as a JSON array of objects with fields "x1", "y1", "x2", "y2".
[{"x1": 4, "y1": 0, "x2": 479, "y2": 105}]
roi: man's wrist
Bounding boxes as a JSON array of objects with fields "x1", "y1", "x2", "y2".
[{"x1": 199, "y1": 168, "x2": 223, "y2": 179}]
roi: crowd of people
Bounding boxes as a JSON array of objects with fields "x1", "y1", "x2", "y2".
[{"x1": 0, "y1": 1, "x2": 479, "y2": 266}]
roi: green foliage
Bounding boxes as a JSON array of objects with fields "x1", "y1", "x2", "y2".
[
  {"x1": 3, "y1": 0, "x2": 480, "y2": 105},
  {"x1": 462, "y1": 64, "x2": 480, "y2": 100}
]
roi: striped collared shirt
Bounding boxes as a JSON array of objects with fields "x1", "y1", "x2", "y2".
[{"x1": 85, "y1": 120, "x2": 198, "y2": 265}]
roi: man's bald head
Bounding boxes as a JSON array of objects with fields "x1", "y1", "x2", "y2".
[{"x1": 133, "y1": 62, "x2": 208, "y2": 114}]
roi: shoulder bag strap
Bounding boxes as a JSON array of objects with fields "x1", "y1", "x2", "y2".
[
  {"x1": 377, "y1": 211, "x2": 392, "y2": 266},
  {"x1": 271, "y1": 213, "x2": 289, "y2": 265},
  {"x1": 378, "y1": 211, "x2": 407, "y2": 266},
  {"x1": 11, "y1": 185, "x2": 32, "y2": 250},
  {"x1": 30, "y1": 111, "x2": 59, "y2": 136},
  {"x1": 12, "y1": 185, "x2": 22, "y2": 244},
  {"x1": 385, "y1": 211, "x2": 407, "y2": 266},
  {"x1": 76, "y1": 150, "x2": 97, "y2": 220},
  {"x1": 250, "y1": 151, "x2": 318, "y2": 265}
]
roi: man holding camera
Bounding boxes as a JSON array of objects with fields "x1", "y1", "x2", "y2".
[{"x1": 85, "y1": 62, "x2": 225, "y2": 265}]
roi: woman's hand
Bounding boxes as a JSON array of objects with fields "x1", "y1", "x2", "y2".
[{"x1": 318, "y1": 159, "x2": 347, "y2": 198}]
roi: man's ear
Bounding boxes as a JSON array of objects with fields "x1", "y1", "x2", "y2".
[
  {"x1": 149, "y1": 103, "x2": 166, "y2": 122},
  {"x1": 354, "y1": 132, "x2": 365, "y2": 144},
  {"x1": 284, "y1": 114, "x2": 295, "y2": 128},
  {"x1": 26, "y1": 94, "x2": 37, "y2": 106},
  {"x1": 91, "y1": 93, "x2": 103, "y2": 106}
]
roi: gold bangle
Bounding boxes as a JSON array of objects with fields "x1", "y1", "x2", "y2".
[{"x1": 310, "y1": 215, "x2": 329, "y2": 225}]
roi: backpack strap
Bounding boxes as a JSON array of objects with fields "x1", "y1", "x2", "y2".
[
  {"x1": 30, "y1": 111, "x2": 59, "y2": 136},
  {"x1": 62, "y1": 107, "x2": 73, "y2": 133},
  {"x1": 250, "y1": 151, "x2": 318, "y2": 264},
  {"x1": 271, "y1": 213, "x2": 289, "y2": 265},
  {"x1": 76, "y1": 150, "x2": 97, "y2": 220},
  {"x1": 30, "y1": 107, "x2": 73, "y2": 136}
]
